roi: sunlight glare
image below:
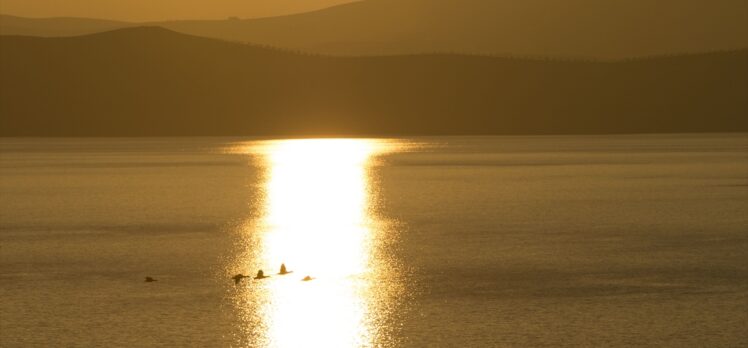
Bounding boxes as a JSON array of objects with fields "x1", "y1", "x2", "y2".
[{"x1": 251, "y1": 139, "x2": 384, "y2": 348}]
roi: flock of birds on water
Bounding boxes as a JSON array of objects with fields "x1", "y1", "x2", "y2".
[{"x1": 144, "y1": 263, "x2": 314, "y2": 284}]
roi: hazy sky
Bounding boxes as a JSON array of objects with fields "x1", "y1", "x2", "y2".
[{"x1": 0, "y1": 0, "x2": 357, "y2": 21}]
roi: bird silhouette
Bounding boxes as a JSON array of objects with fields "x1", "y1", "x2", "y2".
[
  {"x1": 278, "y1": 263, "x2": 293, "y2": 275},
  {"x1": 254, "y1": 270, "x2": 270, "y2": 280},
  {"x1": 232, "y1": 274, "x2": 251, "y2": 285}
]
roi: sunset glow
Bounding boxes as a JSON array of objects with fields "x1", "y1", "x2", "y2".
[{"x1": 246, "y1": 139, "x2": 384, "y2": 347}]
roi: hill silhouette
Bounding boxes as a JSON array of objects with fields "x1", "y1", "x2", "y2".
[
  {"x1": 1, "y1": 27, "x2": 746, "y2": 136},
  {"x1": 3, "y1": 0, "x2": 747, "y2": 59},
  {"x1": 0, "y1": 0, "x2": 356, "y2": 23},
  {"x1": 0, "y1": 14, "x2": 129, "y2": 37}
]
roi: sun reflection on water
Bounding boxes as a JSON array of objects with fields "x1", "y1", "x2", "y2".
[
  {"x1": 231, "y1": 139, "x2": 398, "y2": 348},
  {"x1": 263, "y1": 140, "x2": 374, "y2": 277}
]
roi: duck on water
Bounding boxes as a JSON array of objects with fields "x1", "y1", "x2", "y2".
[
  {"x1": 254, "y1": 270, "x2": 270, "y2": 280},
  {"x1": 232, "y1": 264, "x2": 311, "y2": 283},
  {"x1": 232, "y1": 274, "x2": 251, "y2": 284},
  {"x1": 278, "y1": 263, "x2": 293, "y2": 275}
]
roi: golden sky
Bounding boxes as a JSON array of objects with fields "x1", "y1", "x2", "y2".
[{"x1": 0, "y1": 0, "x2": 357, "y2": 21}]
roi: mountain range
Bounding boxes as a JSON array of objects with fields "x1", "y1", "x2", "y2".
[
  {"x1": 2, "y1": 0, "x2": 747, "y2": 59},
  {"x1": 2, "y1": 27, "x2": 746, "y2": 136}
]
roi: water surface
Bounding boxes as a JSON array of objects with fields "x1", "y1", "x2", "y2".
[{"x1": 1, "y1": 134, "x2": 747, "y2": 347}]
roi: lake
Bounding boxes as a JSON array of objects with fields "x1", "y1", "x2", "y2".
[{"x1": 1, "y1": 134, "x2": 746, "y2": 347}]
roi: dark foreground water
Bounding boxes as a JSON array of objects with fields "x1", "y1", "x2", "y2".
[{"x1": 1, "y1": 134, "x2": 747, "y2": 347}]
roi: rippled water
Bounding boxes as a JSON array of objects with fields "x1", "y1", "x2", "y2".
[{"x1": 1, "y1": 134, "x2": 747, "y2": 347}]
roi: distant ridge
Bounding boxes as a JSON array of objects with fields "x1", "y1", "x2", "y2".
[
  {"x1": 153, "y1": 0, "x2": 748, "y2": 59},
  {"x1": 1, "y1": 27, "x2": 746, "y2": 136},
  {"x1": 0, "y1": 14, "x2": 129, "y2": 37},
  {"x1": 3, "y1": 0, "x2": 747, "y2": 59}
]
